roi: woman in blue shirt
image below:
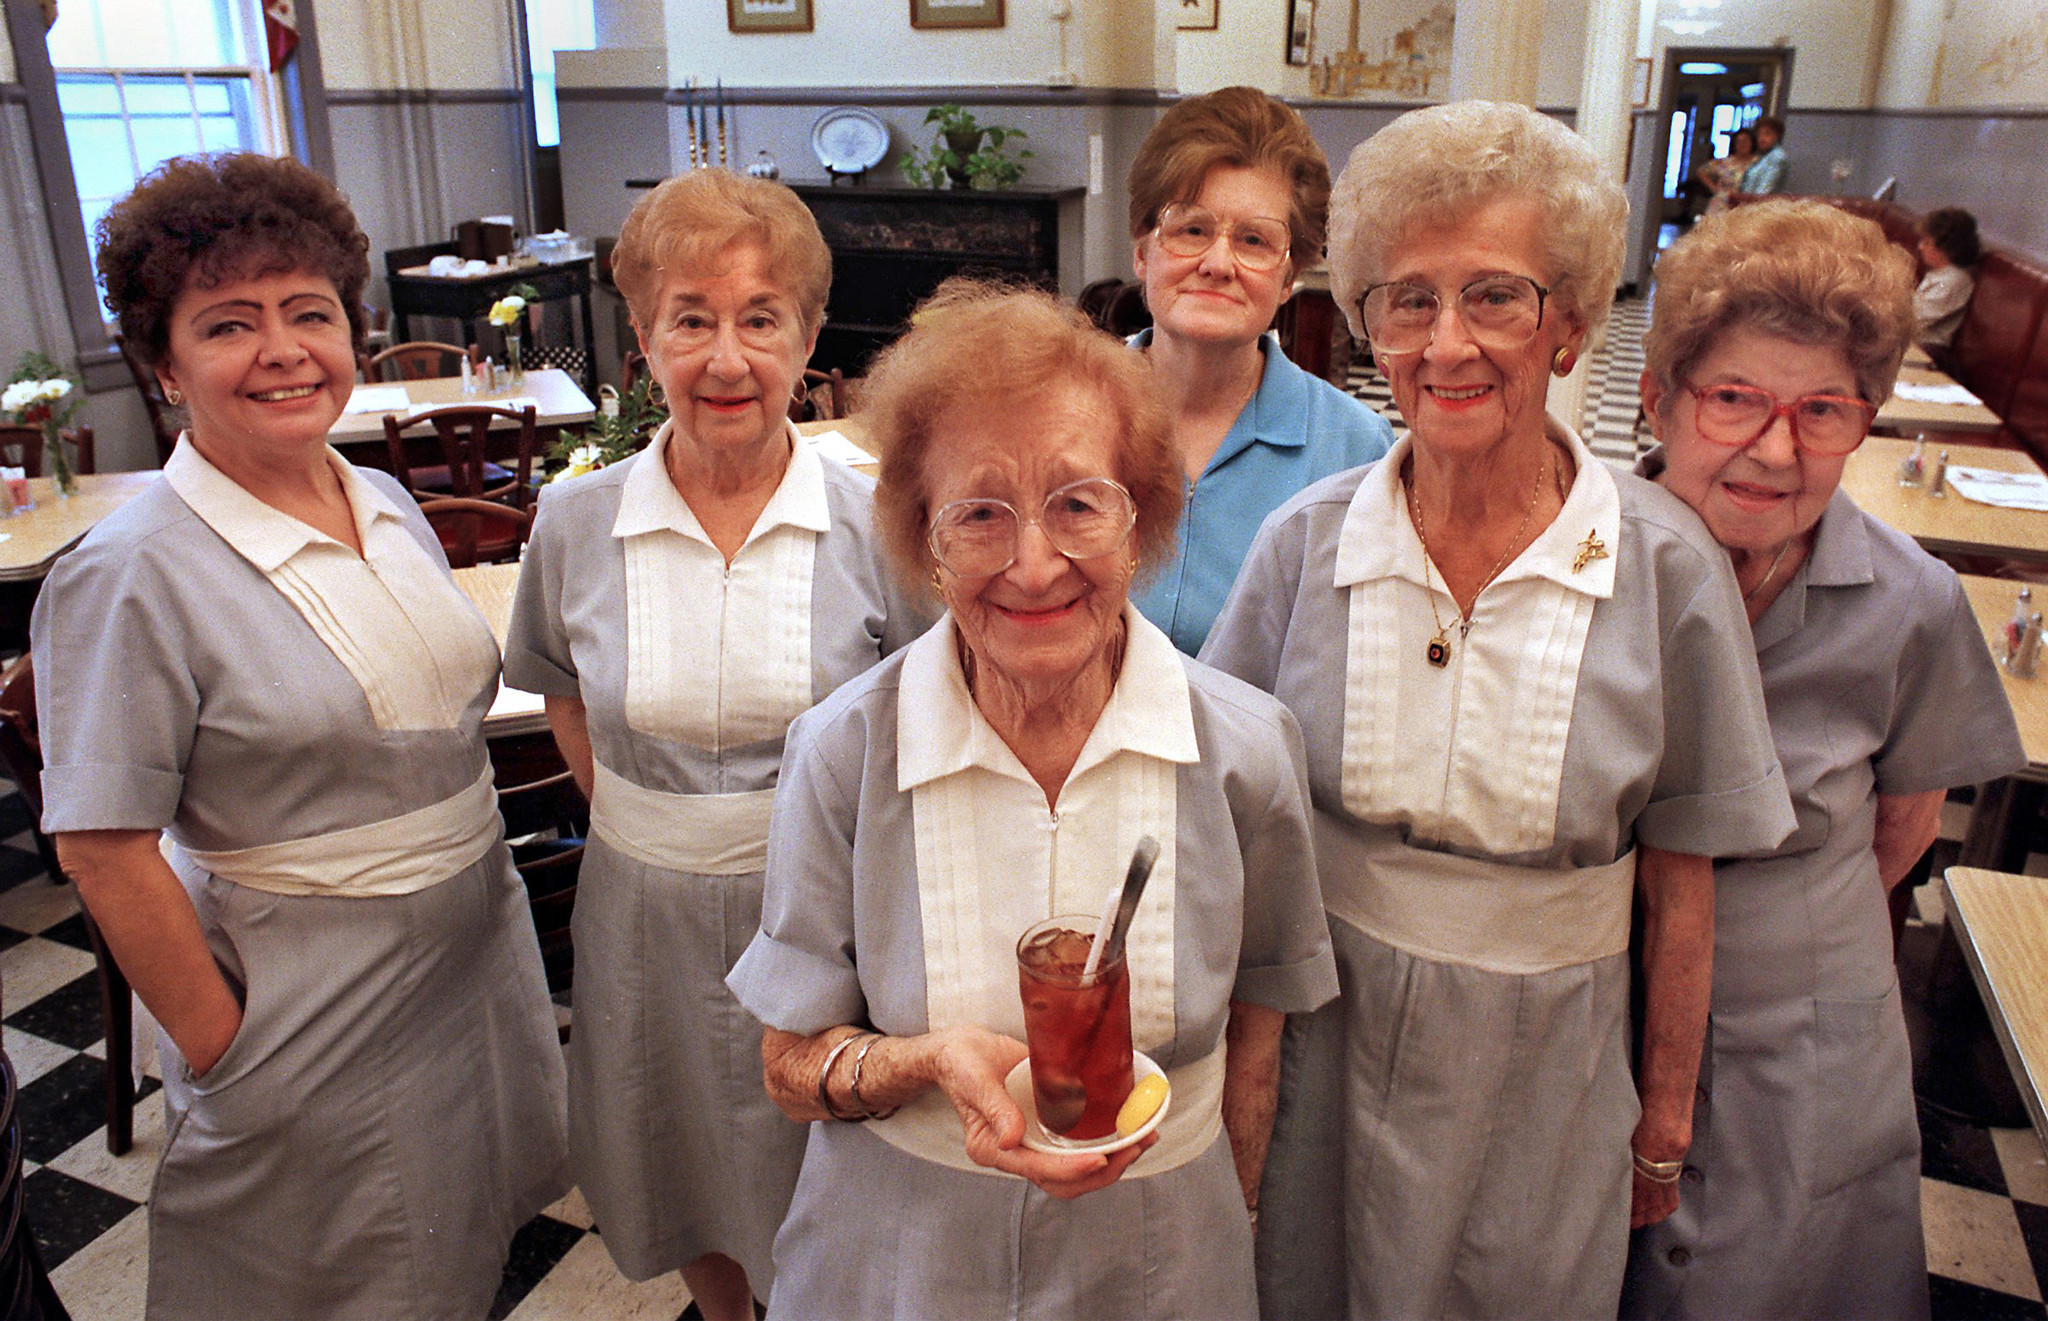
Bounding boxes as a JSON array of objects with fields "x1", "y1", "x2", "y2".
[{"x1": 1127, "y1": 86, "x2": 1394, "y2": 654}]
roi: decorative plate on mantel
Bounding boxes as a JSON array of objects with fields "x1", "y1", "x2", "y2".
[{"x1": 812, "y1": 107, "x2": 890, "y2": 177}]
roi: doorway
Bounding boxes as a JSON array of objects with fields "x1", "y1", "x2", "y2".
[{"x1": 1647, "y1": 47, "x2": 1792, "y2": 252}]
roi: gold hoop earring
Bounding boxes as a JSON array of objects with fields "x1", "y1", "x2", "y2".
[
  {"x1": 930, "y1": 566, "x2": 945, "y2": 596},
  {"x1": 1551, "y1": 347, "x2": 1576, "y2": 378}
]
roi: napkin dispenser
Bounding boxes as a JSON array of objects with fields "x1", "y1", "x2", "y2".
[{"x1": 454, "y1": 218, "x2": 515, "y2": 261}]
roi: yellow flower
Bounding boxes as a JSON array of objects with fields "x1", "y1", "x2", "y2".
[{"x1": 488, "y1": 295, "x2": 527, "y2": 327}]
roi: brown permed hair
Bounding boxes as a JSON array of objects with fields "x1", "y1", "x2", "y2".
[
  {"x1": 95, "y1": 153, "x2": 370, "y2": 370},
  {"x1": 1644, "y1": 199, "x2": 1916, "y2": 412},
  {"x1": 612, "y1": 169, "x2": 831, "y2": 336},
  {"x1": 867, "y1": 278, "x2": 1183, "y2": 599},
  {"x1": 1127, "y1": 86, "x2": 1333, "y2": 262}
]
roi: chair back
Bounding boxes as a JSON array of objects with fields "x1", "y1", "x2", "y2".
[
  {"x1": 417, "y1": 497, "x2": 531, "y2": 568},
  {"x1": 0, "y1": 424, "x2": 95, "y2": 478},
  {"x1": 791, "y1": 366, "x2": 849, "y2": 423},
  {"x1": 620, "y1": 349, "x2": 649, "y2": 394},
  {"x1": 382, "y1": 405, "x2": 539, "y2": 507},
  {"x1": 497, "y1": 768, "x2": 586, "y2": 1004},
  {"x1": 365, "y1": 341, "x2": 470, "y2": 382},
  {"x1": 114, "y1": 335, "x2": 180, "y2": 464}
]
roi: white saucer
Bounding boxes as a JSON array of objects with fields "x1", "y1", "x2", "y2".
[{"x1": 1005, "y1": 1050, "x2": 1170, "y2": 1155}]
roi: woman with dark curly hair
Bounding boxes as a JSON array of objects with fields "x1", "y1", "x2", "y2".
[{"x1": 32, "y1": 152, "x2": 567, "y2": 1318}]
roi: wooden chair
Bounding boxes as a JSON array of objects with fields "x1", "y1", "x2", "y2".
[
  {"x1": 362, "y1": 341, "x2": 470, "y2": 382},
  {"x1": 496, "y1": 769, "x2": 585, "y2": 1024},
  {"x1": 790, "y1": 367, "x2": 849, "y2": 423},
  {"x1": 0, "y1": 424, "x2": 94, "y2": 477},
  {"x1": 620, "y1": 349, "x2": 649, "y2": 394},
  {"x1": 114, "y1": 335, "x2": 180, "y2": 465},
  {"x1": 417, "y1": 497, "x2": 531, "y2": 568},
  {"x1": 0, "y1": 657, "x2": 134, "y2": 1156},
  {"x1": 381, "y1": 404, "x2": 540, "y2": 508}
]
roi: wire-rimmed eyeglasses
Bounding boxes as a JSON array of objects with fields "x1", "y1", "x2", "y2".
[
  {"x1": 928, "y1": 478, "x2": 1138, "y2": 578},
  {"x1": 1357, "y1": 275, "x2": 1550, "y2": 355},
  {"x1": 1153, "y1": 203, "x2": 1292, "y2": 272}
]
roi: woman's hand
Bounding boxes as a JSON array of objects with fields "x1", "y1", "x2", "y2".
[
  {"x1": 1632, "y1": 844, "x2": 1714, "y2": 1229},
  {"x1": 931, "y1": 1025, "x2": 1156, "y2": 1198},
  {"x1": 1629, "y1": 1115, "x2": 1688, "y2": 1229}
]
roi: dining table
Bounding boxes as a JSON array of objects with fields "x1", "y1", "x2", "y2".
[
  {"x1": 452, "y1": 560, "x2": 548, "y2": 740},
  {"x1": 1875, "y1": 363, "x2": 2005, "y2": 436},
  {"x1": 331, "y1": 368, "x2": 596, "y2": 448},
  {"x1": 1940, "y1": 866, "x2": 2048, "y2": 1146},
  {"x1": 0, "y1": 472, "x2": 161, "y2": 652},
  {"x1": 1841, "y1": 436, "x2": 2048, "y2": 565}
]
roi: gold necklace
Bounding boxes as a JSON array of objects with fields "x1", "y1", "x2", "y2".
[
  {"x1": 1741, "y1": 539, "x2": 1794, "y2": 604},
  {"x1": 1407, "y1": 451, "x2": 1550, "y2": 668}
]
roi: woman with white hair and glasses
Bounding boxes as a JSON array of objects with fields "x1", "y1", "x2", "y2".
[{"x1": 1202, "y1": 101, "x2": 1795, "y2": 1319}]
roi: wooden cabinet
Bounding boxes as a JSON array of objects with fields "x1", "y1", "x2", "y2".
[{"x1": 790, "y1": 184, "x2": 1080, "y2": 376}]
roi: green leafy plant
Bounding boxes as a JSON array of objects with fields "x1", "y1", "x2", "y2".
[
  {"x1": 899, "y1": 104, "x2": 1032, "y2": 190},
  {"x1": 545, "y1": 372, "x2": 666, "y2": 482}
]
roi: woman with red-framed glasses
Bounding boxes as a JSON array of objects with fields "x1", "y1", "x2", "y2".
[{"x1": 1628, "y1": 198, "x2": 2024, "y2": 1320}]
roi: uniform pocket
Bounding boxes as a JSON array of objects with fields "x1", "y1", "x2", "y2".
[{"x1": 1807, "y1": 991, "x2": 1917, "y2": 1200}]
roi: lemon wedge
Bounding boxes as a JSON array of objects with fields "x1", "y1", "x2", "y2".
[{"x1": 1115, "y1": 1074, "x2": 1169, "y2": 1136}]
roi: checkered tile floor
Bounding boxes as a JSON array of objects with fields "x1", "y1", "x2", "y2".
[{"x1": 1342, "y1": 295, "x2": 1652, "y2": 469}]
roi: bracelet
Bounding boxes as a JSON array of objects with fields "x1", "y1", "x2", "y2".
[
  {"x1": 814, "y1": 1032, "x2": 865, "y2": 1122},
  {"x1": 848, "y1": 1033, "x2": 898, "y2": 1121},
  {"x1": 1632, "y1": 1151, "x2": 1684, "y2": 1184}
]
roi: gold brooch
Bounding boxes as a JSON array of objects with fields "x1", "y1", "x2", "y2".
[{"x1": 1572, "y1": 531, "x2": 1609, "y2": 573}]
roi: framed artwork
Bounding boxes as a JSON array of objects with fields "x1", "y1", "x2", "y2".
[
  {"x1": 912, "y1": 0, "x2": 1004, "y2": 28},
  {"x1": 728, "y1": 0, "x2": 813, "y2": 33},
  {"x1": 1286, "y1": 0, "x2": 1314, "y2": 65},
  {"x1": 1178, "y1": 0, "x2": 1219, "y2": 32}
]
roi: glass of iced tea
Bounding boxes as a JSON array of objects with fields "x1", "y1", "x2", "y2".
[{"x1": 1016, "y1": 914, "x2": 1135, "y2": 1145}]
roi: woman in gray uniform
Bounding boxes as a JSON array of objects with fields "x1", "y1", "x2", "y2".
[
  {"x1": 34, "y1": 153, "x2": 566, "y2": 1319},
  {"x1": 1621, "y1": 200, "x2": 2025, "y2": 1320},
  {"x1": 503, "y1": 169, "x2": 925, "y2": 1320},
  {"x1": 1201, "y1": 101, "x2": 1795, "y2": 1320},
  {"x1": 727, "y1": 281, "x2": 1338, "y2": 1319}
]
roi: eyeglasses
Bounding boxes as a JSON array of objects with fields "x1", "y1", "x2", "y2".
[
  {"x1": 1152, "y1": 203, "x2": 1292, "y2": 272},
  {"x1": 1682, "y1": 380, "x2": 1877, "y2": 456},
  {"x1": 928, "y1": 478, "x2": 1137, "y2": 578},
  {"x1": 1357, "y1": 275, "x2": 1550, "y2": 355}
]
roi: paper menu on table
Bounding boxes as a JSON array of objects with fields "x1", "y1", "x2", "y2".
[
  {"x1": 1946, "y1": 466, "x2": 2048, "y2": 511},
  {"x1": 805, "y1": 429, "x2": 877, "y2": 468},
  {"x1": 343, "y1": 385, "x2": 412, "y2": 414},
  {"x1": 1893, "y1": 381, "x2": 1985, "y2": 407}
]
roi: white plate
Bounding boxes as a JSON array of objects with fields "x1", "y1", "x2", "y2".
[
  {"x1": 1005, "y1": 1050, "x2": 1170, "y2": 1155},
  {"x1": 812, "y1": 107, "x2": 889, "y2": 175}
]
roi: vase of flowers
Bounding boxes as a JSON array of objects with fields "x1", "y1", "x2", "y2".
[
  {"x1": 3, "y1": 355, "x2": 80, "y2": 497},
  {"x1": 488, "y1": 285, "x2": 538, "y2": 386}
]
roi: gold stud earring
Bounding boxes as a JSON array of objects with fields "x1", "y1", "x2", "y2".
[
  {"x1": 165, "y1": 387, "x2": 184, "y2": 406},
  {"x1": 1552, "y1": 347, "x2": 1576, "y2": 378}
]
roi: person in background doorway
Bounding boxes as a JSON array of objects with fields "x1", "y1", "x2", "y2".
[{"x1": 1740, "y1": 116, "x2": 1788, "y2": 194}]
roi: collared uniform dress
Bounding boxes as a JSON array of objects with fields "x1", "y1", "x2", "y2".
[
  {"x1": 727, "y1": 608, "x2": 1339, "y2": 1320},
  {"x1": 1129, "y1": 330, "x2": 1395, "y2": 655},
  {"x1": 32, "y1": 439, "x2": 568, "y2": 1320},
  {"x1": 1202, "y1": 424, "x2": 1795, "y2": 1320},
  {"x1": 503, "y1": 422, "x2": 924, "y2": 1288},
  {"x1": 1621, "y1": 483, "x2": 2025, "y2": 1320}
]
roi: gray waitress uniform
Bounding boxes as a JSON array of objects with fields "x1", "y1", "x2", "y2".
[
  {"x1": 32, "y1": 453, "x2": 567, "y2": 1320},
  {"x1": 503, "y1": 428, "x2": 924, "y2": 1287},
  {"x1": 727, "y1": 615, "x2": 1338, "y2": 1320},
  {"x1": 1203, "y1": 428, "x2": 1794, "y2": 1320},
  {"x1": 1622, "y1": 483, "x2": 2025, "y2": 1320}
]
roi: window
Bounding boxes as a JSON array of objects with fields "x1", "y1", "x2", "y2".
[
  {"x1": 523, "y1": 0, "x2": 596, "y2": 149},
  {"x1": 47, "y1": 0, "x2": 286, "y2": 292}
]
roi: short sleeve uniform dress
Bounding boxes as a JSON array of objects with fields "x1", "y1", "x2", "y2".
[
  {"x1": 1129, "y1": 330, "x2": 1396, "y2": 654},
  {"x1": 1202, "y1": 424, "x2": 1796, "y2": 1320},
  {"x1": 32, "y1": 439, "x2": 568, "y2": 1320},
  {"x1": 502, "y1": 421, "x2": 924, "y2": 1287},
  {"x1": 1621, "y1": 481, "x2": 2025, "y2": 1321},
  {"x1": 727, "y1": 608, "x2": 1339, "y2": 1320}
]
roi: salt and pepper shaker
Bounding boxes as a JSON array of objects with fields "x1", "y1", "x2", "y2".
[
  {"x1": 1899, "y1": 437, "x2": 1926, "y2": 487},
  {"x1": 2009, "y1": 612, "x2": 2044, "y2": 679},
  {"x1": 1928, "y1": 449, "x2": 1949, "y2": 498},
  {"x1": 460, "y1": 354, "x2": 476, "y2": 396},
  {"x1": 2006, "y1": 586, "x2": 2035, "y2": 662}
]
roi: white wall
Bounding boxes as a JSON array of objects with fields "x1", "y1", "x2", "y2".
[
  {"x1": 1932, "y1": 0, "x2": 2048, "y2": 107},
  {"x1": 593, "y1": 0, "x2": 664, "y2": 50},
  {"x1": 0, "y1": 15, "x2": 14, "y2": 83},
  {"x1": 1644, "y1": 0, "x2": 1883, "y2": 108},
  {"x1": 318, "y1": 0, "x2": 520, "y2": 90}
]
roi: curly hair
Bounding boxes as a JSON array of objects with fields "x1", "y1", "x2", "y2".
[
  {"x1": 1922, "y1": 206, "x2": 1982, "y2": 268},
  {"x1": 95, "y1": 153, "x2": 370, "y2": 369},
  {"x1": 866, "y1": 278, "x2": 1182, "y2": 599},
  {"x1": 1127, "y1": 86, "x2": 1333, "y2": 262},
  {"x1": 1644, "y1": 199, "x2": 1916, "y2": 411},
  {"x1": 1328, "y1": 100, "x2": 1627, "y2": 342},
  {"x1": 612, "y1": 169, "x2": 831, "y2": 335}
]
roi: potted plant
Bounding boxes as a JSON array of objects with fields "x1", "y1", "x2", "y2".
[{"x1": 900, "y1": 104, "x2": 1032, "y2": 190}]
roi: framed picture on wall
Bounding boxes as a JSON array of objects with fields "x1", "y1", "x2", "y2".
[
  {"x1": 1286, "y1": 0, "x2": 1313, "y2": 64},
  {"x1": 1178, "y1": 0, "x2": 1220, "y2": 32},
  {"x1": 728, "y1": 0, "x2": 813, "y2": 33},
  {"x1": 912, "y1": 0, "x2": 1004, "y2": 28}
]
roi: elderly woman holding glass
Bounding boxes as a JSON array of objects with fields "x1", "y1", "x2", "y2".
[
  {"x1": 503, "y1": 168, "x2": 924, "y2": 1320},
  {"x1": 1202, "y1": 101, "x2": 1796, "y2": 1319},
  {"x1": 1619, "y1": 200, "x2": 2024, "y2": 1320},
  {"x1": 726, "y1": 280, "x2": 1337, "y2": 1319},
  {"x1": 1125, "y1": 85, "x2": 1394, "y2": 654},
  {"x1": 35, "y1": 153, "x2": 566, "y2": 1317}
]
